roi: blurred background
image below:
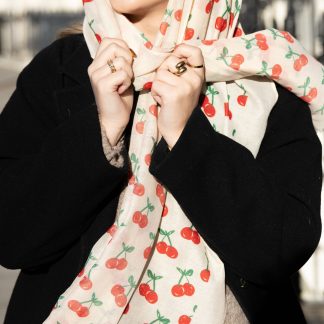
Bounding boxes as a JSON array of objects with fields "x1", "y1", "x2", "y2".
[{"x1": 0, "y1": 0, "x2": 323, "y2": 323}]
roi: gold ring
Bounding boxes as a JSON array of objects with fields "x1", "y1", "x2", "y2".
[
  {"x1": 175, "y1": 66, "x2": 187, "y2": 76},
  {"x1": 187, "y1": 63, "x2": 204, "y2": 68},
  {"x1": 107, "y1": 59, "x2": 117, "y2": 73},
  {"x1": 174, "y1": 60, "x2": 188, "y2": 76},
  {"x1": 129, "y1": 48, "x2": 137, "y2": 60}
]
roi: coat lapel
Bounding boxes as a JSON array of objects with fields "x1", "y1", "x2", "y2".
[{"x1": 55, "y1": 37, "x2": 95, "y2": 122}]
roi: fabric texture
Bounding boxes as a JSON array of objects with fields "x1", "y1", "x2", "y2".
[
  {"x1": 100, "y1": 112, "x2": 249, "y2": 322},
  {"x1": 44, "y1": 0, "x2": 324, "y2": 323},
  {"x1": 1, "y1": 35, "x2": 320, "y2": 324}
]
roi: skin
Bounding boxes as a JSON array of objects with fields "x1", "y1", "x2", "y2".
[
  {"x1": 110, "y1": 0, "x2": 169, "y2": 44},
  {"x1": 88, "y1": 0, "x2": 206, "y2": 148}
]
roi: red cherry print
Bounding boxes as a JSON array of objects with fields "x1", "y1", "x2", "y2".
[
  {"x1": 281, "y1": 31, "x2": 294, "y2": 43},
  {"x1": 179, "y1": 315, "x2": 192, "y2": 324},
  {"x1": 230, "y1": 62, "x2": 240, "y2": 70},
  {"x1": 145, "y1": 41, "x2": 153, "y2": 49},
  {"x1": 156, "y1": 183, "x2": 164, "y2": 197},
  {"x1": 159, "y1": 193, "x2": 166, "y2": 205},
  {"x1": 132, "y1": 211, "x2": 142, "y2": 224},
  {"x1": 162, "y1": 204, "x2": 168, "y2": 217},
  {"x1": 111, "y1": 284, "x2": 125, "y2": 296},
  {"x1": 171, "y1": 284, "x2": 185, "y2": 297},
  {"x1": 139, "y1": 283, "x2": 151, "y2": 296},
  {"x1": 294, "y1": 59, "x2": 302, "y2": 71},
  {"x1": 143, "y1": 82, "x2": 153, "y2": 91},
  {"x1": 79, "y1": 276, "x2": 92, "y2": 290},
  {"x1": 144, "y1": 154, "x2": 151, "y2": 166},
  {"x1": 115, "y1": 293, "x2": 127, "y2": 307},
  {"x1": 77, "y1": 306, "x2": 89, "y2": 317},
  {"x1": 144, "y1": 246, "x2": 152, "y2": 259},
  {"x1": 95, "y1": 34, "x2": 102, "y2": 44},
  {"x1": 203, "y1": 103, "x2": 216, "y2": 117},
  {"x1": 191, "y1": 230, "x2": 200, "y2": 244},
  {"x1": 181, "y1": 227, "x2": 193, "y2": 240},
  {"x1": 255, "y1": 33, "x2": 266, "y2": 42},
  {"x1": 184, "y1": 28, "x2": 194, "y2": 40},
  {"x1": 160, "y1": 22, "x2": 169, "y2": 35},
  {"x1": 128, "y1": 174, "x2": 135, "y2": 185},
  {"x1": 201, "y1": 39, "x2": 215, "y2": 46},
  {"x1": 136, "y1": 121, "x2": 145, "y2": 134},
  {"x1": 77, "y1": 268, "x2": 85, "y2": 277},
  {"x1": 68, "y1": 300, "x2": 82, "y2": 312},
  {"x1": 215, "y1": 17, "x2": 227, "y2": 32},
  {"x1": 105, "y1": 257, "x2": 118, "y2": 269},
  {"x1": 229, "y1": 12, "x2": 235, "y2": 27},
  {"x1": 183, "y1": 282, "x2": 195, "y2": 296},
  {"x1": 174, "y1": 9, "x2": 183, "y2": 21},
  {"x1": 149, "y1": 104, "x2": 158, "y2": 117},
  {"x1": 107, "y1": 224, "x2": 117, "y2": 237},
  {"x1": 205, "y1": 1, "x2": 213, "y2": 14},
  {"x1": 200, "y1": 269, "x2": 211, "y2": 282},
  {"x1": 156, "y1": 241, "x2": 168, "y2": 254},
  {"x1": 271, "y1": 64, "x2": 282, "y2": 80},
  {"x1": 165, "y1": 245, "x2": 178, "y2": 258},
  {"x1": 237, "y1": 95, "x2": 248, "y2": 106},
  {"x1": 299, "y1": 54, "x2": 308, "y2": 66},
  {"x1": 301, "y1": 88, "x2": 318, "y2": 103},
  {"x1": 133, "y1": 183, "x2": 145, "y2": 196},
  {"x1": 232, "y1": 54, "x2": 244, "y2": 65},
  {"x1": 139, "y1": 214, "x2": 148, "y2": 228},
  {"x1": 224, "y1": 102, "x2": 232, "y2": 120},
  {"x1": 309, "y1": 87, "x2": 318, "y2": 99},
  {"x1": 230, "y1": 54, "x2": 244, "y2": 70},
  {"x1": 257, "y1": 41, "x2": 269, "y2": 50},
  {"x1": 123, "y1": 303, "x2": 130, "y2": 314},
  {"x1": 145, "y1": 289, "x2": 158, "y2": 304},
  {"x1": 202, "y1": 95, "x2": 210, "y2": 107},
  {"x1": 116, "y1": 258, "x2": 128, "y2": 270},
  {"x1": 234, "y1": 27, "x2": 243, "y2": 37}
]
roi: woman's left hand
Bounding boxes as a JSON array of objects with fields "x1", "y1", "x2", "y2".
[{"x1": 151, "y1": 44, "x2": 205, "y2": 149}]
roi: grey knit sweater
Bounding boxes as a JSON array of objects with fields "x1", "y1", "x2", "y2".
[{"x1": 99, "y1": 120, "x2": 249, "y2": 324}]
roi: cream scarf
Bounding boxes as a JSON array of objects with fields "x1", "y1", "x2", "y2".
[{"x1": 44, "y1": 0, "x2": 324, "y2": 323}]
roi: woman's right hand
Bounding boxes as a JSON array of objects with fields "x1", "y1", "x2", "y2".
[{"x1": 88, "y1": 37, "x2": 135, "y2": 146}]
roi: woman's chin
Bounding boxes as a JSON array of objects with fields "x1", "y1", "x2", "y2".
[{"x1": 109, "y1": 1, "x2": 146, "y2": 15}]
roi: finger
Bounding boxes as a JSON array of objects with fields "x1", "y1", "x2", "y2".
[
  {"x1": 96, "y1": 37, "x2": 131, "y2": 58},
  {"x1": 91, "y1": 43, "x2": 133, "y2": 73},
  {"x1": 154, "y1": 69, "x2": 180, "y2": 87},
  {"x1": 157, "y1": 55, "x2": 201, "y2": 86},
  {"x1": 158, "y1": 54, "x2": 188, "y2": 74},
  {"x1": 97, "y1": 68, "x2": 132, "y2": 93},
  {"x1": 172, "y1": 44, "x2": 205, "y2": 76},
  {"x1": 151, "y1": 80, "x2": 174, "y2": 105},
  {"x1": 90, "y1": 56, "x2": 133, "y2": 82}
]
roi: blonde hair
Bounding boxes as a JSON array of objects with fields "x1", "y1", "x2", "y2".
[{"x1": 56, "y1": 23, "x2": 83, "y2": 39}]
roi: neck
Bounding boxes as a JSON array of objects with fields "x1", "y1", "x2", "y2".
[{"x1": 124, "y1": 2, "x2": 167, "y2": 44}]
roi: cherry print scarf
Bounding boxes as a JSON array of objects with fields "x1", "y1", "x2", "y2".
[{"x1": 44, "y1": 0, "x2": 324, "y2": 323}]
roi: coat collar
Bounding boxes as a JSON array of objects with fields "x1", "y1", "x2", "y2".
[{"x1": 59, "y1": 35, "x2": 93, "y2": 88}]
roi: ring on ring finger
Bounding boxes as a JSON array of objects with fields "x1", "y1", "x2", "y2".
[{"x1": 107, "y1": 58, "x2": 117, "y2": 73}]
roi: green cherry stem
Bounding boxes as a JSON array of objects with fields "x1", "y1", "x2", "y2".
[
  {"x1": 87, "y1": 263, "x2": 98, "y2": 278},
  {"x1": 205, "y1": 252, "x2": 210, "y2": 270}
]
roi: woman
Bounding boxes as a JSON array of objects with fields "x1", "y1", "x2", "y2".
[{"x1": 0, "y1": 0, "x2": 323, "y2": 323}]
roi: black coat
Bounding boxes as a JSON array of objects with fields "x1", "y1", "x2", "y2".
[{"x1": 0, "y1": 34, "x2": 322, "y2": 324}]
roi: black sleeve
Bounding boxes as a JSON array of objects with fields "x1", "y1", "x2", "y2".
[
  {"x1": 149, "y1": 85, "x2": 322, "y2": 287},
  {"x1": 0, "y1": 40, "x2": 129, "y2": 270}
]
